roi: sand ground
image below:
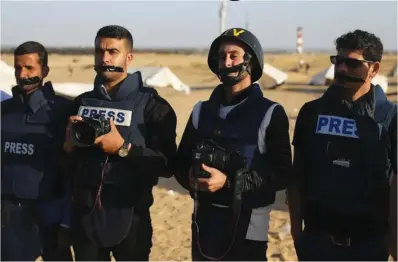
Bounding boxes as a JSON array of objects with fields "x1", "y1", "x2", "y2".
[{"x1": 2, "y1": 52, "x2": 397, "y2": 261}]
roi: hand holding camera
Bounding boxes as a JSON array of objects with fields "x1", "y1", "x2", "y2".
[
  {"x1": 191, "y1": 139, "x2": 247, "y2": 193},
  {"x1": 197, "y1": 164, "x2": 228, "y2": 192},
  {"x1": 65, "y1": 114, "x2": 128, "y2": 155}
]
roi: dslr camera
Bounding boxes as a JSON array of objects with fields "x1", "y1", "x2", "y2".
[
  {"x1": 192, "y1": 139, "x2": 247, "y2": 179},
  {"x1": 70, "y1": 114, "x2": 111, "y2": 147}
]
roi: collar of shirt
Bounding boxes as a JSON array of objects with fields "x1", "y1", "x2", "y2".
[
  {"x1": 12, "y1": 82, "x2": 55, "y2": 114},
  {"x1": 93, "y1": 72, "x2": 144, "y2": 101}
]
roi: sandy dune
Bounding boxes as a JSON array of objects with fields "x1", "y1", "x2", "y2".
[{"x1": 2, "y1": 52, "x2": 397, "y2": 261}]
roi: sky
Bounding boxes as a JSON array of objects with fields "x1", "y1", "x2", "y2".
[{"x1": 1, "y1": 0, "x2": 397, "y2": 51}]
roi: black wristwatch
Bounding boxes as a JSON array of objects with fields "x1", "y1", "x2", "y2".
[{"x1": 118, "y1": 140, "x2": 129, "y2": 158}]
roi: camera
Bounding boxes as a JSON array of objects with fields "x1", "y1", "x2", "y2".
[
  {"x1": 70, "y1": 114, "x2": 111, "y2": 147},
  {"x1": 192, "y1": 139, "x2": 247, "y2": 179}
]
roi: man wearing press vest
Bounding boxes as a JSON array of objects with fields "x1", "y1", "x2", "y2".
[
  {"x1": 63, "y1": 25, "x2": 177, "y2": 261},
  {"x1": 174, "y1": 28, "x2": 293, "y2": 261},
  {"x1": 288, "y1": 29, "x2": 397, "y2": 261},
  {"x1": 1, "y1": 41, "x2": 73, "y2": 261}
]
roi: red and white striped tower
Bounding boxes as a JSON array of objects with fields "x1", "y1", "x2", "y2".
[{"x1": 296, "y1": 26, "x2": 303, "y2": 54}]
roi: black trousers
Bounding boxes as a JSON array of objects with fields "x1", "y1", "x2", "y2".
[
  {"x1": 41, "y1": 225, "x2": 73, "y2": 261},
  {"x1": 295, "y1": 228, "x2": 389, "y2": 261},
  {"x1": 73, "y1": 211, "x2": 153, "y2": 261},
  {"x1": 192, "y1": 239, "x2": 268, "y2": 261}
]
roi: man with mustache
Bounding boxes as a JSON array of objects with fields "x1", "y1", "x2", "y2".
[
  {"x1": 1, "y1": 41, "x2": 73, "y2": 261},
  {"x1": 288, "y1": 29, "x2": 397, "y2": 261},
  {"x1": 63, "y1": 25, "x2": 177, "y2": 261},
  {"x1": 174, "y1": 28, "x2": 292, "y2": 261}
]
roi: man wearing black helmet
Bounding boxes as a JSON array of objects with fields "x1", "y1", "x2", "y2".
[
  {"x1": 63, "y1": 25, "x2": 177, "y2": 261},
  {"x1": 174, "y1": 28, "x2": 293, "y2": 261}
]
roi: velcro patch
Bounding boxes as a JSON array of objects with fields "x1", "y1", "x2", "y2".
[
  {"x1": 315, "y1": 115, "x2": 359, "y2": 139},
  {"x1": 77, "y1": 106, "x2": 132, "y2": 127}
]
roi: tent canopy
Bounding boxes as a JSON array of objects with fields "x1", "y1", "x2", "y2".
[
  {"x1": 0, "y1": 60, "x2": 17, "y2": 96},
  {"x1": 128, "y1": 67, "x2": 190, "y2": 94},
  {"x1": 257, "y1": 63, "x2": 288, "y2": 89},
  {"x1": 52, "y1": 83, "x2": 93, "y2": 99},
  {"x1": 309, "y1": 64, "x2": 389, "y2": 93}
]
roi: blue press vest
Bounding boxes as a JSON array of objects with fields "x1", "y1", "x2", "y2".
[
  {"x1": 73, "y1": 73, "x2": 154, "y2": 208},
  {"x1": 194, "y1": 84, "x2": 277, "y2": 208},
  {"x1": 303, "y1": 85, "x2": 393, "y2": 233},
  {"x1": 1, "y1": 83, "x2": 71, "y2": 200}
]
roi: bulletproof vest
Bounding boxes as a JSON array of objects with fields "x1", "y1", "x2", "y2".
[
  {"x1": 1, "y1": 82, "x2": 71, "y2": 200},
  {"x1": 73, "y1": 73, "x2": 154, "y2": 208},
  {"x1": 194, "y1": 84, "x2": 277, "y2": 208},
  {"x1": 303, "y1": 85, "x2": 394, "y2": 234}
]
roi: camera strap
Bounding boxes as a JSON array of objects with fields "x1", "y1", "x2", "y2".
[
  {"x1": 192, "y1": 173, "x2": 243, "y2": 261},
  {"x1": 90, "y1": 155, "x2": 110, "y2": 214}
]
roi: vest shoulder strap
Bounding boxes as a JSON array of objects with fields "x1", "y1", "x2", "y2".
[
  {"x1": 258, "y1": 103, "x2": 279, "y2": 154},
  {"x1": 192, "y1": 101, "x2": 204, "y2": 130},
  {"x1": 374, "y1": 99, "x2": 397, "y2": 132}
]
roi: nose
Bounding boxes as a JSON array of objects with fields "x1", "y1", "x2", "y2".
[
  {"x1": 335, "y1": 62, "x2": 349, "y2": 74},
  {"x1": 16, "y1": 68, "x2": 29, "y2": 79},
  {"x1": 102, "y1": 52, "x2": 112, "y2": 65},
  {"x1": 223, "y1": 56, "x2": 232, "y2": 68}
]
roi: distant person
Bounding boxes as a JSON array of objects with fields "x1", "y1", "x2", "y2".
[
  {"x1": 1, "y1": 41, "x2": 73, "y2": 261},
  {"x1": 174, "y1": 28, "x2": 293, "y2": 261},
  {"x1": 304, "y1": 63, "x2": 310, "y2": 75},
  {"x1": 288, "y1": 29, "x2": 397, "y2": 261},
  {"x1": 64, "y1": 25, "x2": 177, "y2": 261}
]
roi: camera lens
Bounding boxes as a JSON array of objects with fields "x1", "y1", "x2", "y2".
[{"x1": 70, "y1": 122, "x2": 96, "y2": 147}]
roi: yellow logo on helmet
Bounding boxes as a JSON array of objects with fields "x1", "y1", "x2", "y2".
[{"x1": 233, "y1": 29, "x2": 245, "y2": 36}]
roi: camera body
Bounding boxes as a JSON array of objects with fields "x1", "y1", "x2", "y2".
[
  {"x1": 192, "y1": 139, "x2": 246, "y2": 179},
  {"x1": 70, "y1": 114, "x2": 111, "y2": 147}
]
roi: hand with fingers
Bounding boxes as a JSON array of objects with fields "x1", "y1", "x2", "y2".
[
  {"x1": 94, "y1": 119, "x2": 130, "y2": 155},
  {"x1": 196, "y1": 164, "x2": 228, "y2": 192}
]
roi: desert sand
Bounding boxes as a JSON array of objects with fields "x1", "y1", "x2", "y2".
[{"x1": 1, "y1": 52, "x2": 397, "y2": 261}]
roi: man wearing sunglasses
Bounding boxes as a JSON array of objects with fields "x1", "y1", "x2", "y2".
[{"x1": 288, "y1": 29, "x2": 397, "y2": 261}]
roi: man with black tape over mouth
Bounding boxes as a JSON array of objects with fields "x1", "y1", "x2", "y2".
[
  {"x1": 63, "y1": 25, "x2": 177, "y2": 261},
  {"x1": 173, "y1": 28, "x2": 293, "y2": 261},
  {"x1": 288, "y1": 29, "x2": 397, "y2": 261},
  {"x1": 1, "y1": 41, "x2": 73, "y2": 261}
]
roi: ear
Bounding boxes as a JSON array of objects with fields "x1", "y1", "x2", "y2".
[
  {"x1": 369, "y1": 62, "x2": 380, "y2": 78},
  {"x1": 42, "y1": 66, "x2": 50, "y2": 79},
  {"x1": 126, "y1": 52, "x2": 133, "y2": 66}
]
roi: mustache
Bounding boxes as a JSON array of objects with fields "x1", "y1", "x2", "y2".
[
  {"x1": 335, "y1": 72, "x2": 365, "y2": 83},
  {"x1": 94, "y1": 65, "x2": 124, "y2": 73}
]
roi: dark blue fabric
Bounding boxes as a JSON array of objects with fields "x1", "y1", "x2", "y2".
[{"x1": 1, "y1": 82, "x2": 72, "y2": 227}]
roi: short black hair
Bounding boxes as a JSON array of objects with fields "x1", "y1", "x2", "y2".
[
  {"x1": 14, "y1": 41, "x2": 48, "y2": 67},
  {"x1": 335, "y1": 29, "x2": 384, "y2": 62},
  {"x1": 95, "y1": 25, "x2": 133, "y2": 51}
]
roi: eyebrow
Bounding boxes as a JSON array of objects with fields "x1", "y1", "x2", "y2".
[
  {"x1": 96, "y1": 47, "x2": 120, "y2": 52},
  {"x1": 219, "y1": 50, "x2": 241, "y2": 55}
]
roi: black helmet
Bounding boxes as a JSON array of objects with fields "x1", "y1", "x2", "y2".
[{"x1": 208, "y1": 28, "x2": 264, "y2": 83}]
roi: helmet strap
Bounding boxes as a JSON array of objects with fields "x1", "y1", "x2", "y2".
[{"x1": 218, "y1": 52, "x2": 252, "y2": 85}]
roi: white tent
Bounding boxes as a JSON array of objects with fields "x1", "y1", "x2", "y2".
[
  {"x1": 258, "y1": 63, "x2": 288, "y2": 89},
  {"x1": 0, "y1": 60, "x2": 17, "y2": 96},
  {"x1": 128, "y1": 67, "x2": 190, "y2": 94},
  {"x1": 52, "y1": 83, "x2": 93, "y2": 99},
  {"x1": 388, "y1": 64, "x2": 397, "y2": 77},
  {"x1": 309, "y1": 64, "x2": 389, "y2": 93}
]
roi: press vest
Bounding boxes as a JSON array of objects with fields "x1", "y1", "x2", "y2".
[
  {"x1": 302, "y1": 85, "x2": 394, "y2": 234},
  {"x1": 72, "y1": 73, "x2": 156, "y2": 247},
  {"x1": 192, "y1": 84, "x2": 280, "y2": 243},
  {"x1": 1, "y1": 82, "x2": 71, "y2": 200}
]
